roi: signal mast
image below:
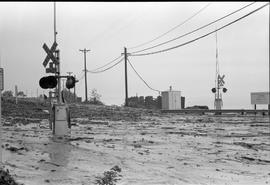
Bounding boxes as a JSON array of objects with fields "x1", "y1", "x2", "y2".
[{"x1": 211, "y1": 31, "x2": 227, "y2": 110}]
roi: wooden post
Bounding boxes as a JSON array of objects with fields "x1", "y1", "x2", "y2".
[{"x1": 124, "y1": 47, "x2": 128, "y2": 106}]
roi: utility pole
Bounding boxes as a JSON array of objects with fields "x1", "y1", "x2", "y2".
[
  {"x1": 79, "y1": 48, "x2": 90, "y2": 102},
  {"x1": 123, "y1": 47, "x2": 129, "y2": 106}
]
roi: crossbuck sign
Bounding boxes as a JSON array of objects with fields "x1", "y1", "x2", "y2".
[{"x1": 43, "y1": 41, "x2": 58, "y2": 67}]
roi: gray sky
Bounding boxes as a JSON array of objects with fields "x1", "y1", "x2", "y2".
[{"x1": 0, "y1": 2, "x2": 269, "y2": 109}]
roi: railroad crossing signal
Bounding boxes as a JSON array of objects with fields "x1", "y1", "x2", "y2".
[
  {"x1": 218, "y1": 74, "x2": 225, "y2": 86},
  {"x1": 43, "y1": 42, "x2": 58, "y2": 67},
  {"x1": 46, "y1": 62, "x2": 57, "y2": 73},
  {"x1": 65, "y1": 76, "x2": 76, "y2": 89},
  {"x1": 39, "y1": 76, "x2": 58, "y2": 89}
]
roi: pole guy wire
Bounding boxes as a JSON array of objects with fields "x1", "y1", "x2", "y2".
[{"x1": 127, "y1": 57, "x2": 161, "y2": 93}]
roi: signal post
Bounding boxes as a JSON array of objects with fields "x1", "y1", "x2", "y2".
[{"x1": 39, "y1": 2, "x2": 76, "y2": 136}]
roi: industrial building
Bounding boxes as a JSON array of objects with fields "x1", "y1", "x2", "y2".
[{"x1": 161, "y1": 86, "x2": 184, "y2": 110}]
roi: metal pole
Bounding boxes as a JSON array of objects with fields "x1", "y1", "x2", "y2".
[
  {"x1": 54, "y1": 2, "x2": 56, "y2": 43},
  {"x1": 79, "y1": 49, "x2": 90, "y2": 102},
  {"x1": 74, "y1": 75, "x2": 76, "y2": 102},
  {"x1": 62, "y1": 79, "x2": 65, "y2": 91},
  {"x1": 53, "y1": 2, "x2": 61, "y2": 103},
  {"x1": 124, "y1": 47, "x2": 128, "y2": 106},
  {"x1": 56, "y1": 50, "x2": 61, "y2": 103}
]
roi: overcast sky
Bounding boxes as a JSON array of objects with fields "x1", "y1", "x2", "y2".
[{"x1": 0, "y1": 2, "x2": 269, "y2": 109}]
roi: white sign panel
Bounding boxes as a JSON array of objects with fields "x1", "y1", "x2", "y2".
[
  {"x1": 0, "y1": 68, "x2": 3, "y2": 91},
  {"x1": 251, "y1": 92, "x2": 269, "y2": 105}
]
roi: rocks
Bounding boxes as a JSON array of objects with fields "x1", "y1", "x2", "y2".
[
  {"x1": 68, "y1": 137, "x2": 94, "y2": 141},
  {"x1": 44, "y1": 179, "x2": 50, "y2": 183},
  {"x1": 5, "y1": 146, "x2": 28, "y2": 153}
]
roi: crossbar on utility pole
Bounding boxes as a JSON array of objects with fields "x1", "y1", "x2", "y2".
[{"x1": 79, "y1": 48, "x2": 90, "y2": 102}]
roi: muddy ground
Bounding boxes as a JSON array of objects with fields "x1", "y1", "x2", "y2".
[{"x1": 1, "y1": 98, "x2": 270, "y2": 185}]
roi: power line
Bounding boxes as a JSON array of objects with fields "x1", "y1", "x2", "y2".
[
  {"x1": 87, "y1": 55, "x2": 122, "y2": 72},
  {"x1": 128, "y1": 3, "x2": 211, "y2": 50},
  {"x1": 87, "y1": 57, "x2": 124, "y2": 73},
  {"x1": 131, "y1": 2, "x2": 257, "y2": 55},
  {"x1": 131, "y1": 3, "x2": 269, "y2": 57},
  {"x1": 127, "y1": 57, "x2": 160, "y2": 93}
]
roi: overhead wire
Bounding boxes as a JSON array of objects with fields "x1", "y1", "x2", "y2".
[
  {"x1": 127, "y1": 57, "x2": 161, "y2": 93},
  {"x1": 128, "y1": 3, "x2": 211, "y2": 50},
  {"x1": 87, "y1": 55, "x2": 123, "y2": 72},
  {"x1": 131, "y1": 2, "x2": 269, "y2": 57},
  {"x1": 131, "y1": 1, "x2": 257, "y2": 55},
  {"x1": 87, "y1": 57, "x2": 124, "y2": 73}
]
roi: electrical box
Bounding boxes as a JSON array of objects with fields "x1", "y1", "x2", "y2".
[
  {"x1": 53, "y1": 104, "x2": 70, "y2": 136},
  {"x1": 162, "y1": 90, "x2": 181, "y2": 110}
]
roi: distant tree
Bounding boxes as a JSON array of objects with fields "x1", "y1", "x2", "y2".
[
  {"x1": 128, "y1": 95, "x2": 161, "y2": 109},
  {"x1": 128, "y1": 96, "x2": 140, "y2": 108},
  {"x1": 155, "y1": 96, "x2": 162, "y2": 109},
  {"x1": 89, "y1": 89, "x2": 103, "y2": 105},
  {"x1": 138, "y1": 96, "x2": 144, "y2": 106},
  {"x1": 17, "y1": 91, "x2": 26, "y2": 97},
  {"x1": 145, "y1": 96, "x2": 154, "y2": 108},
  {"x1": 2, "y1": 90, "x2": 13, "y2": 98}
]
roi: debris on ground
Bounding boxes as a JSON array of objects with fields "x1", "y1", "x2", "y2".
[
  {"x1": 94, "y1": 165, "x2": 122, "y2": 185},
  {"x1": 0, "y1": 168, "x2": 21, "y2": 185}
]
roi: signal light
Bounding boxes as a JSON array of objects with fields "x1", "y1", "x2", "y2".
[
  {"x1": 223, "y1": 88, "x2": 227, "y2": 93},
  {"x1": 211, "y1": 88, "x2": 216, "y2": 93},
  {"x1": 39, "y1": 76, "x2": 57, "y2": 89},
  {"x1": 66, "y1": 76, "x2": 76, "y2": 89}
]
